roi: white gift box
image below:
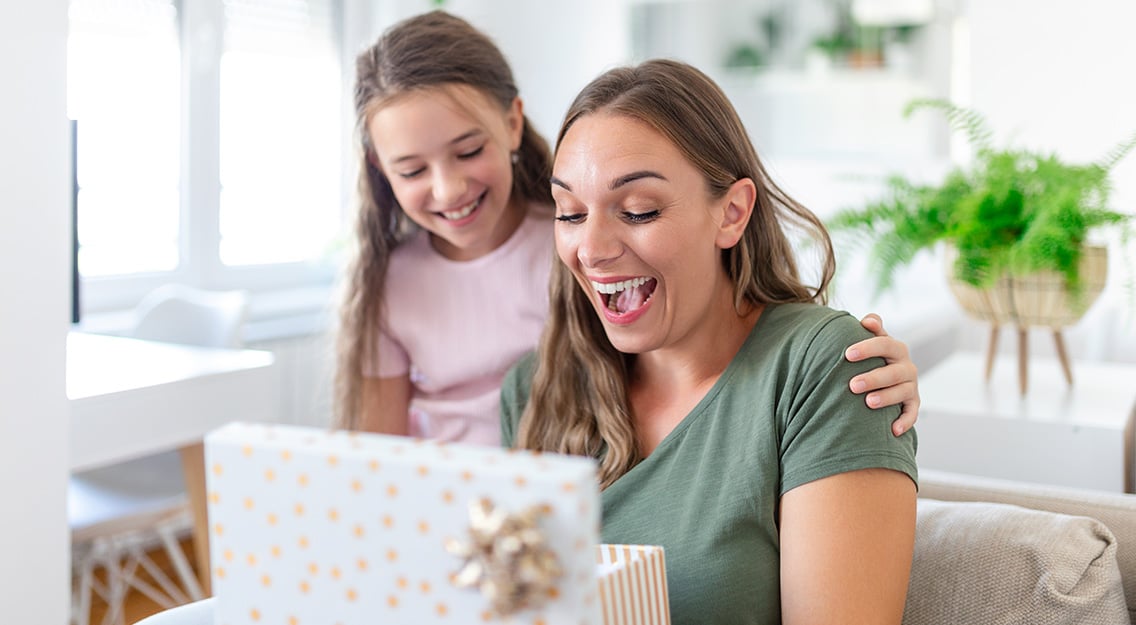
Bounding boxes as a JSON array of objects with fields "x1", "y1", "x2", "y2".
[{"x1": 205, "y1": 422, "x2": 603, "y2": 625}]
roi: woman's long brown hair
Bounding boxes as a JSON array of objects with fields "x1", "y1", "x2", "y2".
[
  {"x1": 515, "y1": 59, "x2": 835, "y2": 488},
  {"x1": 333, "y1": 11, "x2": 552, "y2": 429}
]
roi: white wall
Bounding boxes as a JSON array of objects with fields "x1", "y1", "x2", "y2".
[
  {"x1": 0, "y1": 0, "x2": 71, "y2": 619},
  {"x1": 249, "y1": 333, "x2": 336, "y2": 428},
  {"x1": 361, "y1": 0, "x2": 631, "y2": 141}
]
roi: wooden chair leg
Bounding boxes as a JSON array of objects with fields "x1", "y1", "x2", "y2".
[
  {"x1": 179, "y1": 443, "x2": 211, "y2": 596},
  {"x1": 1017, "y1": 327, "x2": 1029, "y2": 395},
  {"x1": 1052, "y1": 329, "x2": 1074, "y2": 386},
  {"x1": 984, "y1": 325, "x2": 1000, "y2": 381}
]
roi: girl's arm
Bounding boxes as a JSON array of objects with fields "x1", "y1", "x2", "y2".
[
  {"x1": 359, "y1": 374, "x2": 412, "y2": 435},
  {"x1": 851, "y1": 313, "x2": 920, "y2": 436},
  {"x1": 779, "y1": 468, "x2": 917, "y2": 625}
]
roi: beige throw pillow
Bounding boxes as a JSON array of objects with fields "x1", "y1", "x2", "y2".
[{"x1": 904, "y1": 498, "x2": 1129, "y2": 625}]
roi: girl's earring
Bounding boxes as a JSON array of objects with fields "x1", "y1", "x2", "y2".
[{"x1": 511, "y1": 151, "x2": 520, "y2": 165}]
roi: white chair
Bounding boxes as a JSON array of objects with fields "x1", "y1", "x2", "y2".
[
  {"x1": 70, "y1": 455, "x2": 203, "y2": 625},
  {"x1": 131, "y1": 285, "x2": 249, "y2": 349},
  {"x1": 70, "y1": 285, "x2": 250, "y2": 625},
  {"x1": 133, "y1": 598, "x2": 215, "y2": 625}
]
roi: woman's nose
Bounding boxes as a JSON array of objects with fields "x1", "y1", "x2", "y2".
[
  {"x1": 576, "y1": 214, "x2": 622, "y2": 268},
  {"x1": 431, "y1": 166, "x2": 467, "y2": 206}
]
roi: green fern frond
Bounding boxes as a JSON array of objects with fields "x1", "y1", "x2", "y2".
[
  {"x1": 1096, "y1": 129, "x2": 1136, "y2": 172},
  {"x1": 903, "y1": 98, "x2": 993, "y2": 151}
]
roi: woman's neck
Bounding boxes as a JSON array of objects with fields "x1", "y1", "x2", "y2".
[
  {"x1": 634, "y1": 293, "x2": 761, "y2": 390},
  {"x1": 628, "y1": 296, "x2": 763, "y2": 456}
]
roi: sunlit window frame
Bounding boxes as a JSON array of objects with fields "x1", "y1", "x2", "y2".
[{"x1": 76, "y1": 0, "x2": 347, "y2": 316}]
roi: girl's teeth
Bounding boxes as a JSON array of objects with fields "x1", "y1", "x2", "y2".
[
  {"x1": 442, "y1": 199, "x2": 478, "y2": 220},
  {"x1": 591, "y1": 277, "x2": 649, "y2": 294}
]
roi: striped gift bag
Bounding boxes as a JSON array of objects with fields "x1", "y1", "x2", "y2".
[{"x1": 596, "y1": 544, "x2": 670, "y2": 625}]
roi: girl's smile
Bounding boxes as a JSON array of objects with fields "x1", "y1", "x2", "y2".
[{"x1": 436, "y1": 192, "x2": 484, "y2": 222}]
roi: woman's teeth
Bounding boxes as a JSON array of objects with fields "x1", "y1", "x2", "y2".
[
  {"x1": 441, "y1": 199, "x2": 478, "y2": 220},
  {"x1": 592, "y1": 276, "x2": 650, "y2": 294}
]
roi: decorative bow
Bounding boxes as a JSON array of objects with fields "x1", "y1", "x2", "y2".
[{"x1": 446, "y1": 498, "x2": 562, "y2": 616}]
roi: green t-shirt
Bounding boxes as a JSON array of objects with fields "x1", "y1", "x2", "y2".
[{"x1": 500, "y1": 303, "x2": 918, "y2": 625}]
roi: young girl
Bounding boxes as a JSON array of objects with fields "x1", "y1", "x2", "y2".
[{"x1": 333, "y1": 10, "x2": 919, "y2": 445}]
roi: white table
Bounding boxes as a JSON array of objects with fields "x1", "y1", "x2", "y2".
[
  {"x1": 917, "y1": 351, "x2": 1136, "y2": 493},
  {"x1": 68, "y1": 332, "x2": 280, "y2": 471},
  {"x1": 68, "y1": 331, "x2": 281, "y2": 592}
]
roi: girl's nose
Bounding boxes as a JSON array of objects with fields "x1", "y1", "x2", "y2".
[{"x1": 431, "y1": 166, "x2": 467, "y2": 206}]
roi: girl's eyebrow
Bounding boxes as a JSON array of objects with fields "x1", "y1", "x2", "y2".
[
  {"x1": 550, "y1": 170, "x2": 668, "y2": 193},
  {"x1": 390, "y1": 129, "x2": 483, "y2": 164}
]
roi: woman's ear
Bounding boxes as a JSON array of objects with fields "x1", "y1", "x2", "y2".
[
  {"x1": 507, "y1": 96, "x2": 525, "y2": 151},
  {"x1": 716, "y1": 177, "x2": 756, "y2": 249}
]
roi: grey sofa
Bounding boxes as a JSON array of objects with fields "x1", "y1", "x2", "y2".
[{"x1": 137, "y1": 469, "x2": 1136, "y2": 625}]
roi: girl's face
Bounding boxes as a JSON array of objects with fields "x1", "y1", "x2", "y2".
[
  {"x1": 551, "y1": 113, "x2": 749, "y2": 355},
  {"x1": 367, "y1": 85, "x2": 525, "y2": 261}
]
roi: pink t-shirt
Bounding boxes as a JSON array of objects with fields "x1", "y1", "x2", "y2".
[{"x1": 367, "y1": 207, "x2": 554, "y2": 446}]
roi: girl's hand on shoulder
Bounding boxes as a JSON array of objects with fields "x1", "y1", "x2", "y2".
[{"x1": 846, "y1": 313, "x2": 919, "y2": 437}]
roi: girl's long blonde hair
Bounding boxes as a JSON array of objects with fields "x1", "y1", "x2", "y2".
[
  {"x1": 515, "y1": 59, "x2": 835, "y2": 488},
  {"x1": 333, "y1": 11, "x2": 553, "y2": 429}
]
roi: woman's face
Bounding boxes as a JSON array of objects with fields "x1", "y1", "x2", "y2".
[
  {"x1": 367, "y1": 85, "x2": 525, "y2": 261},
  {"x1": 551, "y1": 113, "x2": 744, "y2": 355}
]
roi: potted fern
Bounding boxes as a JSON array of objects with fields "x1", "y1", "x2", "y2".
[{"x1": 828, "y1": 99, "x2": 1135, "y2": 391}]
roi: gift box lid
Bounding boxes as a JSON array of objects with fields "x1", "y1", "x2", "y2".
[{"x1": 205, "y1": 422, "x2": 602, "y2": 625}]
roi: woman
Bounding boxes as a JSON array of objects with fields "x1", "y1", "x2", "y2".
[{"x1": 501, "y1": 59, "x2": 917, "y2": 624}]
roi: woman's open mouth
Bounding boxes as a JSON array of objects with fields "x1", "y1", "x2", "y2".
[{"x1": 592, "y1": 277, "x2": 657, "y2": 315}]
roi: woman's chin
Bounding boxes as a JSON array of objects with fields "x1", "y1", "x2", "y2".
[{"x1": 599, "y1": 322, "x2": 655, "y2": 355}]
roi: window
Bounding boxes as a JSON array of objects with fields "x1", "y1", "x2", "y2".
[
  {"x1": 67, "y1": 0, "x2": 181, "y2": 278},
  {"x1": 67, "y1": 0, "x2": 343, "y2": 314},
  {"x1": 220, "y1": 0, "x2": 342, "y2": 266}
]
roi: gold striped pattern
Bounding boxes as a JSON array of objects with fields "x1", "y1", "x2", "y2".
[{"x1": 595, "y1": 545, "x2": 670, "y2": 625}]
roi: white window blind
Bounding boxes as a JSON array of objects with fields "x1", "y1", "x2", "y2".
[
  {"x1": 67, "y1": 0, "x2": 181, "y2": 277},
  {"x1": 220, "y1": 0, "x2": 341, "y2": 266}
]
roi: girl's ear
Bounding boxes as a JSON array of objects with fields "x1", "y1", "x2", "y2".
[
  {"x1": 716, "y1": 177, "x2": 756, "y2": 249},
  {"x1": 507, "y1": 96, "x2": 525, "y2": 151}
]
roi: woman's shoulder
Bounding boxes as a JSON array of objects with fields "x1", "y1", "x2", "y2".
[
  {"x1": 500, "y1": 350, "x2": 538, "y2": 447},
  {"x1": 759, "y1": 302, "x2": 869, "y2": 349},
  {"x1": 502, "y1": 350, "x2": 538, "y2": 395}
]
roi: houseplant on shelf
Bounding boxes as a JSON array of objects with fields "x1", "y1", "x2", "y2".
[{"x1": 828, "y1": 99, "x2": 1135, "y2": 393}]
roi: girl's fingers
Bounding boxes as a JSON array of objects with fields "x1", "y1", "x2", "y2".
[
  {"x1": 849, "y1": 360, "x2": 915, "y2": 394},
  {"x1": 846, "y1": 335, "x2": 910, "y2": 363}
]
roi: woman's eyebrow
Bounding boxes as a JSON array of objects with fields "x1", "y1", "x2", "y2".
[
  {"x1": 610, "y1": 170, "x2": 667, "y2": 190},
  {"x1": 549, "y1": 170, "x2": 668, "y2": 193}
]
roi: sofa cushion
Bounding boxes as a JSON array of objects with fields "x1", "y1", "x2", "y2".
[{"x1": 904, "y1": 498, "x2": 1128, "y2": 625}]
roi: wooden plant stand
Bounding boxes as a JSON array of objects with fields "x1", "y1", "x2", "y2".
[{"x1": 984, "y1": 325, "x2": 1074, "y2": 395}]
